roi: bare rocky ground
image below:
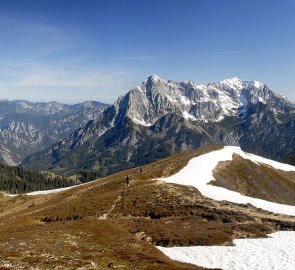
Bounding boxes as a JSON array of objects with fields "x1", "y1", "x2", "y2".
[{"x1": 1, "y1": 145, "x2": 295, "y2": 269}]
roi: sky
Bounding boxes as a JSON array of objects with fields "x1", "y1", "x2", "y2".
[{"x1": 0, "y1": 0, "x2": 294, "y2": 104}]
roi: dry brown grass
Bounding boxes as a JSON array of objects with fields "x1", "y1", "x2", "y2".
[
  {"x1": 1, "y1": 144, "x2": 295, "y2": 269},
  {"x1": 213, "y1": 153, "x2": 295, "y2": 205}
]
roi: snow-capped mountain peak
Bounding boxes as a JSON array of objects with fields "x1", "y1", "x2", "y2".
[
  {"x1": 143, "y1": 74, "x2": 166, "y2": 85},
  {"x1": 219, "y1": 76, "x2": 244, "y2": 90},
  {"x1": 253, "y1": 80, "x2": 265, "y2": 89},
  {"x1": 22, "y1": 75, "x2": 295, "y2": 177},
  {"x1": 149, "y1": 74, "x2": 162, "y2": 81},
  {"x1": 217, "y1": 77, "x2": 266, "y2": 92},
  {"x1": 115, "y1": 75, "x2": 293, "y2": 126},
  {"x1": 44, "y1": 75, "x2": 294, "y2": 156}
]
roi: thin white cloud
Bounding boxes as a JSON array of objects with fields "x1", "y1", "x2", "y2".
[
  {"x1": 0, "y1": 17, "x2": 140, "y2": 102},
  {"x1": 0, "y1": 62, "x2": 131, "y2": 87},
  {"x1": 0, "y1": 17, "x2": 75, "y2": 58},
  {"x1": 0, "y1": 18, "x2": 153, "y2": 103},
  {"x1": 0, "y1": 61, "x2": 139, "y2": 103},
  {"x1": 18, "y1": 68, "x2": 128, "y2": 88}
]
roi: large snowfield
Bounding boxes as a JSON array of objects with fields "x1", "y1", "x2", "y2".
[
  {"x1": 158, "y1": 147, "x2": 295, "y2": 269},
  {"x1": 159, "y1": 146, "x2": 295, "y2": 216},
  {"x1": 158, "y1": 231, "x2": 295, "y2": 270}
]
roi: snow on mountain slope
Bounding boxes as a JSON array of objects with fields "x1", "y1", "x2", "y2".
[
  {"x1": 22, "y1": 75, "x2": 295, "y2": 176},
  {"x1": 158, "y1": 231, "x2": 295, "y2": 270},
  {"x1": 120, "y1": 75, "x2": 293, "y2": 127},
  {"x1": 159, "y1": 146, "x2": 295, "y2": 216}
]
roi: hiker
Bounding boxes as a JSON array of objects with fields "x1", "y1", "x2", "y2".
[{"x1": 126, "y1": 175, "x2": 130, "y2": 187}]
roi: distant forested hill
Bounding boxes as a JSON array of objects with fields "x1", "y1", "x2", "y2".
[{"x1": 0, "y1": 163, "x2": 78, "y2": 194}]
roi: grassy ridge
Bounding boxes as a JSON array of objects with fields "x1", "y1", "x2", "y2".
[
  {"x1": 213, "y1": 153, "x2": 295, "y2": 205},
  {"x1": 1, "y1": 144, "x2": 295, "y2": 269}
]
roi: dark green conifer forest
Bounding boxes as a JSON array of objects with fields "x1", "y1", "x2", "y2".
[{"x1": 0, "y1": 163, "x2": 77, "y2": 194}]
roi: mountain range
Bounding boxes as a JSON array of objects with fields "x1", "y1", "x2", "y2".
[
  {"x1": 0, "y1": 100, "x2": 108, "y2": 165},
  {"x1": 22, "y1": 75, "x2": 295, "y2": 176}
]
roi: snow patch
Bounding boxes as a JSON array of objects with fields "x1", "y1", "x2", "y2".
[
  {"x1": 214, "y1": 89, "x2": 240, "y2": 116},
  {"x1": 239, "y1": 92, "x2": 248, "y2": 114},
  {"x1": 27, "y1": 186, "x2": 74, "y2": 195},
  {"x1": 258, "y1": 96, "x2": 266, "y2": 104},
  {"x1": 159, "y1": 146, "x2": 295, "y2": 216},
  {"x1": 254, "y1": 80, "x2": 265, "y2": 89},
  {"x1": 180, "y1": 95, "x2": 191, "y2": 106},
  {"x1": 132, "y1": 117, "x2": 152, "y2": 127},
  {"x1": 135, "y1": 86, "x2": 144, "y2": 93},
  {"x1": 214, "y1": 115, "x2": 225, "y2": 122},
  {"x1": 4, "y1": 180, "x2": 93, "y2": 197},
  {"x1": 166, "y1": 94, "x2": 177, "y2": 104},
  {"x1": 18, "y1": 102, "x2": 34, "y2": 110},
  {"x1": 220, "y1": 77, "x2": 243, "y2": 90},
  {"x1": 158, "y1": 231, "x2": 295, "y2": 270},
  {"x1": 182, "y1": 111, "x2": 197, "y2": 121},
  {"x1": 150, "y1": 74, "x2": 162, "y2": 82}
]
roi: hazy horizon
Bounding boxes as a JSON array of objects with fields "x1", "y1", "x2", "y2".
[{"x1": 0, "y1": 74, "x2": 294, "y2": 105}]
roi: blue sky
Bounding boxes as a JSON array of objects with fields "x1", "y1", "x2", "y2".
[{"x1": 0, "y1": 0, "x2": 294, "y2": 103}]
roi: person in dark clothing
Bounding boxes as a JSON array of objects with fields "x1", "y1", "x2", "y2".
[{"x1": 126, "y1": 175, "x2": 130, "y2": 187}]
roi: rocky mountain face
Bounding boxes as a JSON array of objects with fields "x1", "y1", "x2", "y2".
[
  {"x1": 115, "y1": 75, "x2": 292, "y2": 125},
  {"x1": 22, "y1": 75, "x2": 295, "y2": 175},
  {"x1": 0, "y1": 100, "x2": 108, "y2": 165}
]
